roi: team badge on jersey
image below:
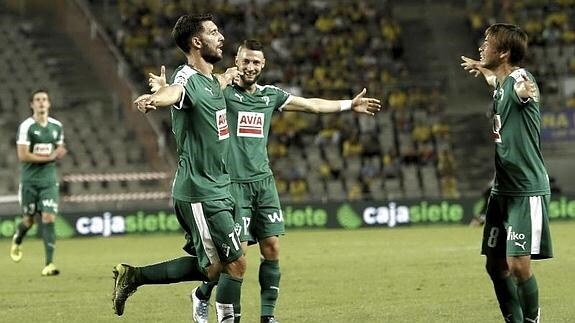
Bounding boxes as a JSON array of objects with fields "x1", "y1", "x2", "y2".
[
  {"x1": 216, "y1": 109, "x2": 229, "y2": 140},
  {"x1": 262, "y1": 96, "x2": 270, "y2": 106},
  {"x1": 493, "y1": 88, "x2": 504, "y2": 101},
  {"x1": 237, "y1": 111, "x2": 264, "y2": 138}
]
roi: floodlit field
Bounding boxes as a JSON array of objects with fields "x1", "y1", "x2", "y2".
[{"x1": 1, "y1": 222, "x2": 574, "y2": 322}]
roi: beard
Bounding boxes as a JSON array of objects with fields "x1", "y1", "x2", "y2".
[
  {"x1": 200, "y1": 46, "x2": 222, "y2": 64},
  {"x1": 240, "y1": 72, "x2": 261, "y2": 87}
]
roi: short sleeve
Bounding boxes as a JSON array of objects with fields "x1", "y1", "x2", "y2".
[
  {"x1": 171, "y1": 65, "x2": 196, "y2": 110},
  {"x1": 269, "y1": 86, "x2": 292, "y2": 111},
  {"x1": 16, "y1": 122, "x2": 31, "y2": 145},
  {"x1": 57, "y1": 127, "x2": 64, "y2": 145}
]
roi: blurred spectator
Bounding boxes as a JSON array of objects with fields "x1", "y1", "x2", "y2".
[
  {"x1": 437, "y1": 148, "x2": 457, "y2": 177},
  {"x1": 383, "y1": 149, "x2": 401, "y2": 178},
  {"x1": 315, "y1": 115, "x2": 343, "y2": 146},
  {"x1": 412, "y1": 123, "x2": 432, "y2": 143},
  {"x1": 289, "y1": 178, "x2": 308, "y2": 202},
  {"x1": 342, "y1": 131, "x2": 363, "y2": 158},
  {"x1": 93, "y1": 0, "x2": 460, "y2": 200},
  {"x1": 347, "y1": 180, "x2": 364, "y2": 201},
  {"x1": 268, "y1": 137, "x2": 288, "y2": 158}
]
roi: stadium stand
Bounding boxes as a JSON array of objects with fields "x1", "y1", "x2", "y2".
[
  {"x1": 0, "y1": 0, "x2": 462, "y2": 203},
  {"x1": 14, "y1": 0, "x2": 575, "y2": 204},
  {"x1": 0, "y1": 6, "x2": 171, "y2": 207},
  {"x1": 86, "y1": 0, "x2": 460, "y2": 201}
]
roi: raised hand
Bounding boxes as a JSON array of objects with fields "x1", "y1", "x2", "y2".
[
  {"x1": 148, "y1": 65, "x2": 167, "y2": 93},
  {"x1": 515, "y1": 74, "x2": 539, "y2": 102},
  {"x1": 351, "y1": 88, "x2": 382, "y2": 116},
  {"x1": 460, "y1": 56, "x2": 482, "y2": 77},
  {"x1": 134, "y1": 94, "x2": 157, "y2": 114},
  {"x1": 215, "y1": 67, "x2": 241, "y2": 89},
  {"x1": 461, "y1": 56, "x2": 496, "y2": 87}
]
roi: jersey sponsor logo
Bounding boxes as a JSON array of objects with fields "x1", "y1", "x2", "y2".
[
  {"x1": 173, "y1": 65, "x2": 195, "y2": 86},
  {"x1": 216, "y1": 109, "x2": 230, "y2": 140},
  {"x1": 237, "y1": 111, "x2": 264, "y2": 138},
  {"x1": 42, "y1": 199, "x2": 58, "y2": 213},
  {"x1": 506, "y1": 226, "x2": 525, "y2": 241},
  {"x1": 492, "y1": 114, "x2": 502, "y2": 143},
  {"x1": 267, "y1": 210, "x2": 284, "y2": 223},
  {"x1": 33, "y1": 143, "x2": 53, "y2": 156}
]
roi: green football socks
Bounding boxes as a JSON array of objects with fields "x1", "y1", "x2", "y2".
[
  {"x1": 492, "y1": 275, "x2": 523, "y2": 323},
  {"x1": 259, "y1": 259, "x2": 280, "y2": 317},
  {"x1": 42, "y1": 222, "x2": 56, "y2": 265},
  {"x1": 136, "y1": 256, "x2": 208, "y2": 285},
  {"x1": 14, "y1": 222, "x2": 30, "y2": 245},
  {"x1": 197, "y1": 280, "x2": 218, "y2": 299},
  {"x1": 517, "y1": 275, "x2": 539, "y2": 322},
  {"x1": 216, "y1": 272, "x2": 243, "y2": 322}
]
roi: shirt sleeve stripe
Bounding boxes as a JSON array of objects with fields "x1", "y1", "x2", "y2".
[
  {"x1": 171, "y1": 66, "x2": 196, "y2": 110},
  {"x1": 16, "y1": 118, "x2": 34, "y2": 145}
]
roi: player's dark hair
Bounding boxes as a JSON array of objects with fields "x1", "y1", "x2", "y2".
[
  {"x1": 485, "y1": 23, "x2": 528, "y2": 65},
  {"x1": 241, "y1": 39, "x2": 264, "y2": 52},
  {"x1": 172, "y1": 14, "x2": 214, "y2": 53},
  {"x1": 29, "y1": 89, "x2": 49, "y2": 102}
]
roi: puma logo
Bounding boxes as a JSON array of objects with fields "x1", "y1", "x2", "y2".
[
  {"x1": 204, "y1": 87, "x2": 214, "y2": 95},
  {"x1": 514, "y1": 241, "x2": 527, "y2": 251}
]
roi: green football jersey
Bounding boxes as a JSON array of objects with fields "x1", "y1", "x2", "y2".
[
  {"x1": 224, "y1": 84, "x2": 292, "y2": 182},
  {"x1": 491, "y1": 68, "x2": 550, "y2": 196},
  {"x1": 16, "y1": 117, "x2": 64, "y2": 184},
  {"x1": 169, "y1": 65, "x2": 231, "y2": 202}
]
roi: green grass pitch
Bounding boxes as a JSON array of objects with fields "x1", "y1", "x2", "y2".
[{"x1": 1, "y1": 222, "x2": 574, "y2": 322}]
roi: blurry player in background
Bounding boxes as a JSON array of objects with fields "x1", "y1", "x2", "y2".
[
  {"x1": 11, "y1": 89, "x2": 67, "y2": 276},
  {"x1": 461, "y1": 23, "x2": 552, "y2": 323},
  {"x1": 149, "y1": 39, "x2": 381, "y2": 323},
  {"x1": 114, "y1": 14, "x2": 245, "y2": 323}
]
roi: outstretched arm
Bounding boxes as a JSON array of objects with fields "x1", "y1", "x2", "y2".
[
  {"x1": 134, "y1": 85, "x2": 183, "y2": 114},
  {"x1": 283, "y1": 88, "x2": 381, "y2": 116},
  {"x1": 148, "y1": 65, "x2": 240, "y2": 92},
  {"x1": 460, "y1": 56, "x2": 496, "y2": 88},
  {"x1": 136, "y1": 65, "x2": 185, "y2": 113}
]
